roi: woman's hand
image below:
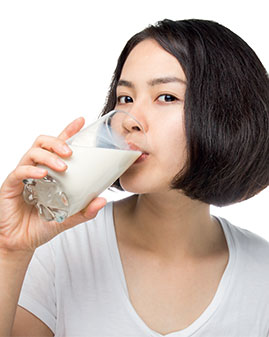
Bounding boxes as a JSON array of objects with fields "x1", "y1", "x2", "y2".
[{"x1": 0, "y1": 117, "x2": 107, "y2": 253}]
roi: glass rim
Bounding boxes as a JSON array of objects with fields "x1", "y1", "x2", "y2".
[{"x1": 103, "y1": 109, "x2": 146, "y2": 135}]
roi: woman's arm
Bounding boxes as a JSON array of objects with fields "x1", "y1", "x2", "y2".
[
  {"x1": 0, "y1": 117, "x2": 107, "y2": 336},
  {"x1": 12, "y1": 307, "x2": 53, "y2": 337},
  {"x1": 0, "y1": 250, "x2": 52, "y2": 337}
]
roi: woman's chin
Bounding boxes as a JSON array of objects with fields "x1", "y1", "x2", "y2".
[
  {"x1": 119, "y1": 176, "x2": 148, "y2": 194},
  {"x1": 119, "y1": 176, "x2": 168, "y2": 195}
]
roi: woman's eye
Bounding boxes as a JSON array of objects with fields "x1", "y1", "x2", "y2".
[
  {"x1": 117, "y1": 96, "x2": 133, "y2": 104},
  {"x1": 157, "y1": 94, "x2": 178, "y2": 103}
]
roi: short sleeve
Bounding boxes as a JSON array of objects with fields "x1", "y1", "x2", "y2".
[{"x1": 18, "y1": 241, "x2": 56, "y2": 333}]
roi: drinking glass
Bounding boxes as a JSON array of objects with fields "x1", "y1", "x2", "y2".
[{"x1": 23, "y1": 110, "x2": 146, "y2": 222}]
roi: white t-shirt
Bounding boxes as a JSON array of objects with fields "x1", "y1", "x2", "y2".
[{"x1": 18, "y1": 201, "x2": 269, "y2": 337}]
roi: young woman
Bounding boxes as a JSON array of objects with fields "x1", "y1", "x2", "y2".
[{"x1": 0, "y1": 19, "x2": 268, "y2": 337}]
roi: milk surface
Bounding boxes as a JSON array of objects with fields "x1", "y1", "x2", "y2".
[{"x1": 43, "y1": 145, "x2": 141, "y2": 216}]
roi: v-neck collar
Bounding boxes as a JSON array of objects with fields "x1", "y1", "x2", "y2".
[{"x1": 104, "y1": 201, "x2": 236, "y2": 337}]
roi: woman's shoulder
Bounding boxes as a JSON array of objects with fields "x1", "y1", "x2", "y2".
[{"x1": 219, "y1": 216, "x2": 269, "y2": 271}]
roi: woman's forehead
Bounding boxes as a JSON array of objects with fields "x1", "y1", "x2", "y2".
[{"x1": 121, "y1": 39, "x2": 186, "y2": 83}]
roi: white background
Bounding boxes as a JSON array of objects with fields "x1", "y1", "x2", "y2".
[{"x1": 0, "y1": 0, "x2": 268, "y2": 238}]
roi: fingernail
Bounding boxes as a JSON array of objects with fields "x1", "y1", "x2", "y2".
[
  {"x1": 62, "y1": 144, "x2": 72, "y2": 154},
  {"x1": 56, "y1": 159, "x2": 67, "y2": 168},
  {"x1": 35, "y1": 167, "x2": 47, "y2": 174}
]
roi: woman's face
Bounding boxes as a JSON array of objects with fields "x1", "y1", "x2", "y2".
[{"x1": 115, "y1": 39, "x2": 187, "y2": 194}]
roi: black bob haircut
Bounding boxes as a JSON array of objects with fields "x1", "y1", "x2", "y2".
[{"x1": 101, "y1": 19, "x2": 269, "y2": 207}]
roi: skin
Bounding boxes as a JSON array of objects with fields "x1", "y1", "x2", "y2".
[
  {"x1": 0, "y1": 39, "x2": 229, "y2": 336},
  {"x1": 0, "y1": 118, "x2": 106, "y2": 336},
  {"x1": 112, "y1": 39, "x2": 229, "y2": 333},
  {"x1": 114, "y1": 39, "x2": 227, "y2": 260}
]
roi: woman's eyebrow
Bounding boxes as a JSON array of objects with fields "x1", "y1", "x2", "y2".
[
  {"x1": 117, "y1": 79, "x2": 134, "y2": 88},
  {"x1": 117, "y1": 77, "x2": 186, "y2": 88},
  {"x1": 148, "y1": 76, "x2": 186, "y2": 86}
]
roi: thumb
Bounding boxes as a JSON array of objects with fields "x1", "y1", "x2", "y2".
[
  {"x1": 81, "y1": 197, "x2": 107, "y2": 218},
  {"x1": 61, "y1": 197, "x2": 107, "y2": 230}
]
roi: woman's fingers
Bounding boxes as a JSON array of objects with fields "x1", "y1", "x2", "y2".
[
  {"x1": 32, "y1": 135, "x2": 73, "y2": 157},
  {"x1": 2, "y1": 116, "x2": 88, "y2": 212},
  {"x1": 2, "y1": 165, "x2": 48, "y2": 192},
  {"x1": 82, "y1": 197, "x2": 107, "y2": 218},
  {"x1": 57, "y1": 117, "x2": 85, "y2": 141},
  {"x1": 62, "y1": 197, "x2": 107, "y2": 229},
  {"x1": 18, "y1": 147, "x2": 68, "y2": 170},
  {"x1": 17, "y1": 117, "x2": 85, "y2": 167}
]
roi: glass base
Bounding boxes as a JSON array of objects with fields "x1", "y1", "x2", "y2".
[{"x1": 23, "y1": 175, "x2": 69, "y2": 223}]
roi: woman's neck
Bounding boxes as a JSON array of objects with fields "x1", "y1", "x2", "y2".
[{"x1": 115, "y1": 192, "x2": 227, "y2": 261}]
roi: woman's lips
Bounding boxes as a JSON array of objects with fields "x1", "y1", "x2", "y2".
[
  {"x1": 127, "y1": 142, "x2": 149, "y2": 164},
  {"x1": 134, "y1": 152, "x2": 149, "y2": 164}
]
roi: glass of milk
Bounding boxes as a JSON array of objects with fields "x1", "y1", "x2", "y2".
[{"x1": 22, "y1": 110, "x2": 146, "y2": 223}]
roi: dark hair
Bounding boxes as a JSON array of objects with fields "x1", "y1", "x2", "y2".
[{"x1": 101, "y1": 19, "x2": 269, "y2": 207}]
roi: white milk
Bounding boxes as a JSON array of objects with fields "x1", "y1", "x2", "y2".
[{"x1": 43, "y1": 145, "x2": 141, "y2": 216}]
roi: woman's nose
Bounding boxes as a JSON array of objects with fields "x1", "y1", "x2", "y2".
[
  {"x1": 121, "y1": 111, "x2": 147, "y2": 149},
  {"x1": 123, "y1": 102, "x2": 148, "y2": 134},
  {"x1": 122, "y1": 113, "x2": 144, "y2": 134}
]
